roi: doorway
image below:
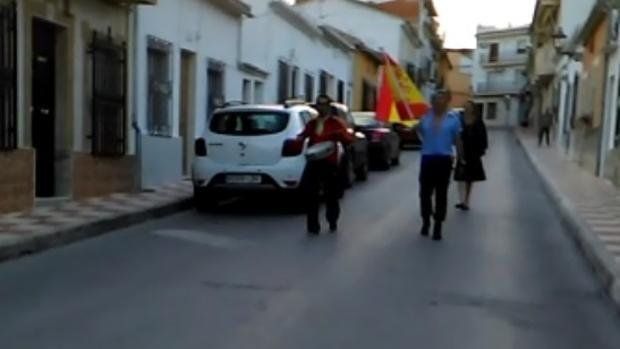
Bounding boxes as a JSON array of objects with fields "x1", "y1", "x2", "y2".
[
  {"x1": 32, "y1": 19, "x2": 57, "y2": 198},
  {"x1": 179, "y1": 50, "x2": 196, "y2": 176}
]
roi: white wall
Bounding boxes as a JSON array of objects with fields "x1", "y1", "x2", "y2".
[
  {"x1": 559, "y1": 0, "x2": 596, "y2": 40},
  {"x1": 136, "y1": 0, "x2": 245, "y2": 139},
  {"x1": 295, "y1": 0, "x2": 403, "y2": 60},
  {"x1": 135, "y1": 0, "x2": 245, "y2": 187},
  {"x1": 241, "y1": 1, "x2": 352, "y2": 104}
]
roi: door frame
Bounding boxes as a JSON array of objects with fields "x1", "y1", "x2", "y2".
[{"x1": 179, "y1": 49, "x2": 196, "y2": 176}]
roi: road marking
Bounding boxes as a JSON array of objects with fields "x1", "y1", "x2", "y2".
[{"x1": 152, "y1": 229, "x2": 249, "y2": 249}]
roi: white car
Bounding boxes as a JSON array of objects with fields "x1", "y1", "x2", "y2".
[{"x1": 192, "y1": 103, "x2": 317, "y2": 207}]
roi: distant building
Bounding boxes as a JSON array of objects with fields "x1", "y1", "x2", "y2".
[
  {"x1": 472, "y1": 25, "x2": 530, "y2": 127},
  {"x1": 442, "y1": 49, "x2": 473, "y2": 109}
]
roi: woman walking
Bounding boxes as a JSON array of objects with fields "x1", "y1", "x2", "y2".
[
  {"x1": 455, "y1": 101, "x2": 488, "y2": 211},
  {"x1": 298, "y1": 94, "x2": 353, "y2": 235}
]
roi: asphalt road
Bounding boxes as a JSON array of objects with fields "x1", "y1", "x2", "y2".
[{"x1": 1, "y1": 131, "x2": 620, "y2": 348}]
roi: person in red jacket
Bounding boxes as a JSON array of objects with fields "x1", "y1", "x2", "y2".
[{"x1": 299, "y1": 94, "x2": 354, "y2": 235}]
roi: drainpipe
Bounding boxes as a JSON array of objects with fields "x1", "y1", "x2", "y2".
[
  {"x1": 597, "y1": 9, "x2": 617, "y2": 177},
  {"x1": 131, "y1": 4, "x2": 142, "y2": 191}
]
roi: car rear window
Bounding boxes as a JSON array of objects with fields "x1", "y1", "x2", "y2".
[
  {"x1": 353, "y1": 116, "x2": 381, "y2": 128},
  {"x1": 210, "y1": 111, "x2": 290, "y2": 135}
]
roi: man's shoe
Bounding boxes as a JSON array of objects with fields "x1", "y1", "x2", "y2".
[
  {"x1": 420, "y1": 221, "x2": 430, "y2": 237},
  {"x1": 308, "y1": 226, "x2": 320, "y2": 235},
  {"x1": 329, "y1": 222, "x2": 338, "y2": 233},
  {"x1": 432, "y1": 222, "x2": 443, "y2": 241}
]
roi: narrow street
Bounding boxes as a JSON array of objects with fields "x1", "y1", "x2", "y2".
[{"x1": 1, "y1": 131, "x2": 620, "y2": 349}]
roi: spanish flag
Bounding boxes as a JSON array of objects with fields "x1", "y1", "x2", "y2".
[{"x1": 375, "y1": 53, "x2": 429, "y2": 126}]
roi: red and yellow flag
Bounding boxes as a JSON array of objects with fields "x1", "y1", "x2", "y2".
[{"x1": 376, "y1": 54, "x2": 428, "y2": 126}]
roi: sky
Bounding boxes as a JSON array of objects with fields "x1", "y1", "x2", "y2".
[
  {"x1": 434, "y1": 0, "x2": 536, "y2": 48},
  {"x1": 284, "y1": 0, "x2": 537, "y2": 49}
]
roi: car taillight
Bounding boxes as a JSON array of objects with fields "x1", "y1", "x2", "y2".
[
  {"x1": 195, "y1": 138, "x2": 207, "y2": 156},
  {"x1": 282, "y1": 139, "x2": 304, "y2": 157}
]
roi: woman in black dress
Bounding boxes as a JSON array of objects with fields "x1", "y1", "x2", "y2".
[{"x1": 455, "y1": 101, "x2": 488, "y2": 210}]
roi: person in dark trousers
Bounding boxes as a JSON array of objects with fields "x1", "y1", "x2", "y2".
[
  {"x1": 298, "y1": 95, "x2": 354, "y2": 235},
  {"x1": 455, "y1": 101, "x2": 488, "y2": 211},
  {"x1": 538, "y1": 109, "x2": 552, "y2": 146},
  {"x1": 415, "y1": 90, "x2": 464, "y2": 241}
]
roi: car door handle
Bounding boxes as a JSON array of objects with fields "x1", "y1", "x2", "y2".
[
  {"x1": 208, "y1": 143, "x2": 223, "y2": 146},
  {"x1": 40, "y1": 108, "x2": 50, "y2": 115}
]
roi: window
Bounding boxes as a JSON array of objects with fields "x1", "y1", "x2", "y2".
[
  {"x1": 337, "y1": 80, "x2": 345, "y2": 103},
  {"x1": 207, "y1": 62, "x2": 225, "y2": 119},
  {"x1": 277, "y1": 61, "x2": 289, "y2": 103},
  {"x1": 254, "y1": 81, "x2": 264, "y2": 104},
  {"x1": 304, "y1": 74, "x2": 314, "y2": 102},
  {"x1": 486, "y1": 102, "x2": 497, "y2": 120},
  {"x1": 242, "y1": 79, "x2": 252, "y2": 103},
  {"x1": 300, "y1": 110, "x2": 312, "y2": 124},
  {"x1": 319, "y1": 70, "x2": 329, "y2": 95},
  {"x1": 517, "y1": 39, "x2": 528, "y2": 54},
  {"x1": 0, "y1": 2, "x2": 16, "y2": 151},
  {"x1": 362, "y1": 81, "x2": 376, "y2": 111},
  {"x1": 291, "y1": 66, "x2": 299, "y2": 98},
  {"x1": 489, "y1": 43, "x2": 499, "y2": 62},
  {"x1": 90, "y1": 30, "x2": 127, "y2": 156},
  {"x1": 147, "y1": 36, "x2": 172, "y2": 136},
  {"x1": 210, "y1": 111, "x2": 290, "y2": 135},
  {"x1": 406, "y1": 63, "x2": 416, "y2": 83}
]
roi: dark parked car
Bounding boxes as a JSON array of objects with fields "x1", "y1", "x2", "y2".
[
  {"x1": 392, "y1": 122, "x2": 421, "y2": 149},
  {"x1": 352, "y1": 112, "x2": 401, "y2": 170},
  {"x1": 330, "y1": 103, "x2": 370, "y2": 187}
]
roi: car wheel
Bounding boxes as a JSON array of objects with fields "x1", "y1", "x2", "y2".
[
  {"x1": 194, "y1": 188, "x2": 218, "y2": 212},
  {"x1": 391, "y1": 155, "x2": 400, "y2": 166},
  {"x1": 356, "y1": 161, "x2": 369, "y2": 181},
  {"x1": 378, "y1": 151, "x2": 391, "y2": 171},
  {"x1": 391, "y1": 148, "x2": 401, "y2": 166},
  {"x1": 345, "y1": 156, "x2": 356, "y2": 188}
]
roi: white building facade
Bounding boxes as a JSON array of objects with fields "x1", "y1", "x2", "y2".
[
  {"x1": 294, "y1": 0, "x2": 422, "y2": 91},
  {"x1": 473, "y1": 25, "x2": 530, "y2": 127},
  {"x1": 241, "y1": 0, "x2": 354, "y2": 104},
  {"x1": 134, "y1": 0, "x2": 252, "y2": 188}
]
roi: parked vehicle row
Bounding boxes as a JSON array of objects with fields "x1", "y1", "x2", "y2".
[{"x1": 191, "y1": 102, "x2": 412, "y2": 209}]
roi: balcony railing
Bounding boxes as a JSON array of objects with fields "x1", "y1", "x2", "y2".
[
  {"x1": 479, "y1": 53, "x2": 528, "y2": 67},
  {"x1": 475, "y1": 80, "x2": 526, "y2": 95}
]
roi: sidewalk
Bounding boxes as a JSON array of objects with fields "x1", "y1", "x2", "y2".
[
  {"x1": 0, "y1": 181, "x2": 193, "y2": 262},
  {"x1": 515, "y1": 130, "x2": 620, "y2": 307}
]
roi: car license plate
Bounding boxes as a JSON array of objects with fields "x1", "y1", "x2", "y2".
[{"x1": 225, "y1": 174, "x2": 262, "y2": 184}]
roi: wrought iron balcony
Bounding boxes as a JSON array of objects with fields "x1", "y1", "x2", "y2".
[
  {"x1": 479, "y1": 52, "x2": 528, "y2": 67},
  {"x1": 475, "y1": 80, "x2": 526, "y2": 95}
]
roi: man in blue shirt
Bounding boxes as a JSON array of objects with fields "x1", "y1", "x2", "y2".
[{"x1": 416, "y1": 90, "x2": 464, "y2": 240}]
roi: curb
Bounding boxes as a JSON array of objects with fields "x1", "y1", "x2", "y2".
[
  {"x1": 513, "y1": 131, "x2": 620, "y2": 307},
  {"x1": 0, "y1": 197, "x2": 192, "y2": 263}
]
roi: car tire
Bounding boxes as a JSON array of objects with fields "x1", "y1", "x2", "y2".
[
  {"x1": 343, "y1": 156, "x2": 355, "y2": 188},
  {"x1": 391, "y1": 156, "x2": 400, "y2": 166},
  {"x1": 356, "y1": 161, "x2": 369, "y2": 181},
  {"x1": 391, "y1": 149, "x2": 401, "y2": 166},
  {"x1": 194, "y1": 188, "x2": 218, "y2": 212}
]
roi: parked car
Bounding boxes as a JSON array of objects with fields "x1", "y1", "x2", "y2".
[
  {"x1": 352, "y1": 112, "x2": 401, "y2": 170},
  {"x1": 192, "y1": 103, "x2": 318, "y2": 208},
  {"x1": 330, "y1": 103, "x2": 370, "y2": 187},
  {"x1": 392, "y1": 121, "x2": 421, "y2": 149}
]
